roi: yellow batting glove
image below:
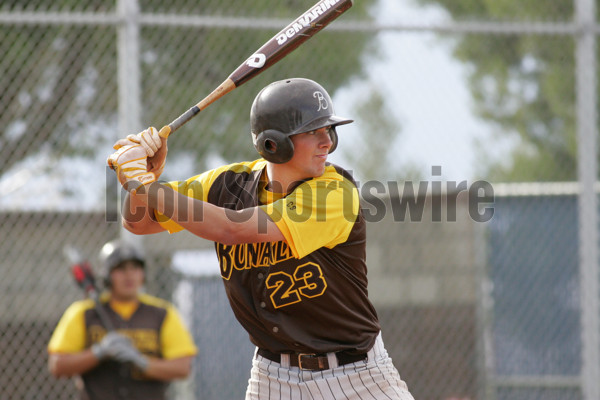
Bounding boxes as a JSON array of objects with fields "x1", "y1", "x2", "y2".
[
  {"x1": 112, "y1": 127, "x2": 167, "y2": 180},
  {"x1": 107, "y1": 144, "x2": 156, "y2": 191}
]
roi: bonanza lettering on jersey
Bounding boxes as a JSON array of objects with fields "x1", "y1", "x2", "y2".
[{"x1": 218, "y1": 241, "x2": 294, "y2": 279}]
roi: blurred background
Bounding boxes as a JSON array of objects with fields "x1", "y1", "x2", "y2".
[{"x1": 0, "y1": 0, "x2": 598, "y2": 399}]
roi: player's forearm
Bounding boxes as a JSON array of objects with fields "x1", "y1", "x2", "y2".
[
  {"x1": 148, "y1": 184, "x2": 242, "y2": 242},
  {"x1": 122, "y1": 191, "x2": 165, "y2": 235},
  {"x1": 133, "y1": 182, "x2": 283, "y2": 244},
  {"x1": 48, "y1": 350, "x2": 99, "y2": 377},
  {"x1": 143, "y1": 356, "x2": 193, "y2": 381}
]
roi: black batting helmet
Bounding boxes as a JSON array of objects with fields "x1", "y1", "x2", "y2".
[
  {"x1": 98, "y1": 240, "x2": 145, "y2": 287},
  {"x1": 250, "y1": 78, "x2": 353, "y2": 163}
]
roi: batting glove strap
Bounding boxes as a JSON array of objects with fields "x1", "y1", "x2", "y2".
[
  {"x1": 119, "y1": 158, "x2": 156, "y2": 183},
  {"x1": 108, "y1": 144, "x2": 157, "y2": 191}
]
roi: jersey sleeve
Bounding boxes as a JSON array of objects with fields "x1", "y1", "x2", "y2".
[
  {"x1": 47, "y1": 300, "x2": 93, "y2": 354},
  {"x1": 155, "y1": 160, "x2": 269, "y2": 234},
  {"x1": 259, "y1": 171, "x2": 360, "y2": 259},
  {"x1": 159, "y1": 306, "x2": 198, "y2": 359},
  {"x1": 154, "y1": 171, "x2": 214, "y2": 234}
]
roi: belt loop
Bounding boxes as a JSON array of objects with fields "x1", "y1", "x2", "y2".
[
  {"x1": 326, "y1": 352, "x2": 338, "y2": 369},
  {"x1": 280, "y1": 353, "x2": 291, "y2": 368}
]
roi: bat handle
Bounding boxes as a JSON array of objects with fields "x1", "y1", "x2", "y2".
[
  {"x1": 158, "y1": 104, "x2": 201, "y2": 139},
  {"x1": 159, "y1": 78, "x2": 237, "y2": 139},
  {"x1": 88, "y1": 289, "x2": 115, "y2": 331}
]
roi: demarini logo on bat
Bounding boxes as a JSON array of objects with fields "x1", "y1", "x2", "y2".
[
  {"x1": 246, "y1": 53, "x2": 266, "y2": 69},
  {"x1": 276, "y1": 0, "x2": 345, "y2": 45}
]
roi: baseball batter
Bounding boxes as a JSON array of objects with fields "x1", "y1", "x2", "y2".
[{"x1": 108, "y1": 78, "x2": 415, "y2": 400}]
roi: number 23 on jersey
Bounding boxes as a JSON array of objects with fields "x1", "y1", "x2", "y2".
[{"x1": 266, "y1": 262, "x2": 327, "y2": 308}]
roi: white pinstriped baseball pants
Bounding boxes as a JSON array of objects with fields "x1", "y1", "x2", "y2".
[{"x1": 245, "y1": 332, "x2": 415, "y2": 400}]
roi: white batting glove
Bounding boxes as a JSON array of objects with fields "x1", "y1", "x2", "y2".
[
  {"x1": 112, "y1": 127, "x2": 167, "y2": 179},
  {"x1": 110, "y1": 339, "x2": 149, "y2": 372},
  {"x1": 107, "y1": 143, "x2": 156, "y2": 191},
  {"x1": 91, "y1": 332, "x2": 149, "y2": 371},
  {"x1": 91, "y1": 332, "x2": 132, "y2": 360},
  {"x1": 114, "y1": 127, "x2": 161, "y2": 156}
]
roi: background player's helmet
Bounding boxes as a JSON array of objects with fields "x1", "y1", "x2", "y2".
[
  {"x1": 98, "y1": 240, "x2": 145, "y2": 288},
  {"x1": 250, "y1": 78, "x2": 353, "y2": 163}
]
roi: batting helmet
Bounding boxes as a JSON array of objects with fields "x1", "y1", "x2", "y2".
[
  {"x1": 250, "y1": 78, "x2": 353, "y2": 163},
  {"x1": 98, "y1": 240, "x2": 145, "y2": 288}
]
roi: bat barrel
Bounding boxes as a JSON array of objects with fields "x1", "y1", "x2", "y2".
[
  {"x1": 229, "y1": 0, "x2": 353, "y2": 87},
  {"x1": 65, "y1": 246, "x2": 115, "y2": 331}
]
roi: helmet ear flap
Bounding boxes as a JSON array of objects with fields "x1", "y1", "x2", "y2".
[
  {"x1": 328, "y1": 127, "x2": 338, "y2": 154},
  {"x1": 254, "y1": 129, "x2": 294, "y2": 164}
]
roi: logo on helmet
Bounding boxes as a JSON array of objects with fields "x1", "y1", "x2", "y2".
[{"x1": 313, "y1": 91, "x2": 329, "y2": 112}]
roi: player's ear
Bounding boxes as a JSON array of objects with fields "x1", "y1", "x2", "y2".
[
  {"x1": 254, "y1": 129, "x2": 294, "y2": 164},
  {"x1": 328, "y1": 127, "x2": 338, "y2": 154}
]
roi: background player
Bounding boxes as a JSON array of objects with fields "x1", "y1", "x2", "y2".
[
  {"x1": 47, "y1": 239, "x2": 198, "y2": 400},
  {"x1": 108, "y1": 78, "x2": 415, "y2": 399}
]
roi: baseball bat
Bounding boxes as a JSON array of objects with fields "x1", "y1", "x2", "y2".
[
  {"x1": 64, "y1": 245, "x2": 114, "y2": 331},
  {"x1": 157, "y1": 0, "x2": 354, "y2": 139}
]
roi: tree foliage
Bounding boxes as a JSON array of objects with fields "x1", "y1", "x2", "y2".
[
  {"x1": 415, "y1": 0, "x2": 582, "y2": 182},
  {"x1": 0, "y1": 0, "x2": 378, "y2": 176},
  {"x1": 342, "y1": 87, "x2": 405, "y2": 182}
]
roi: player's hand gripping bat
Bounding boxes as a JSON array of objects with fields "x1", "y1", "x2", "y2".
[
  {"x1": 108, "y1": 0, "x2": 353, "y2": 168},
  {"x1": 64, "y1": 245, "x2": 114, "y2": 331}
]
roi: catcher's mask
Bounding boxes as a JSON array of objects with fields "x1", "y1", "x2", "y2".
[
  {"x1": 250, "y1": 78, "x2": 353, "y2": 164},
  {"x1": 98, "y1": 240, "x2": 145, "y2": 288}
]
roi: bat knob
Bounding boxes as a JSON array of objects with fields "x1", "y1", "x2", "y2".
[{"x1": 158, "y1": 125, "x2": 171, "y2": 139}]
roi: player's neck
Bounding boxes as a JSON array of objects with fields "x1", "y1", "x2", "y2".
[
  {"x1": 109, "y1": 296, "x2": 140, "y2": 320},
  {"x1": 109, "y1": 291, "x2": 140, "y2": 304},
  {"x1": 265, "y1": 163, "x2": 303, "y2": 194}
]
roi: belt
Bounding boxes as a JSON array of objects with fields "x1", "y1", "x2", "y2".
[{"x1": 257, "y1": 348, "x2": 367, "y2": 371}]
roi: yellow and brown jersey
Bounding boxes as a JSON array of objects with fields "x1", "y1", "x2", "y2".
[
  {"x1": 157, "y1": 159, "x2": 380, "y2": 355},
  {"x1": 47, "y1": 293, "x2": 197, "y2": 400}
]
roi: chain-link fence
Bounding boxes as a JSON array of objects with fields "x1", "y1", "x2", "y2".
[{"x1": 1, "y1": 0, "x2": 598, "y2": 399}]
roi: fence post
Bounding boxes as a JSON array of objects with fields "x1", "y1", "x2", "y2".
[
  {"x1": 575, "y1": 1, "x2": 599, "y2": 399},
  {"x1": 117, "y1": 0, "x2": 144, "y2": 247}
]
